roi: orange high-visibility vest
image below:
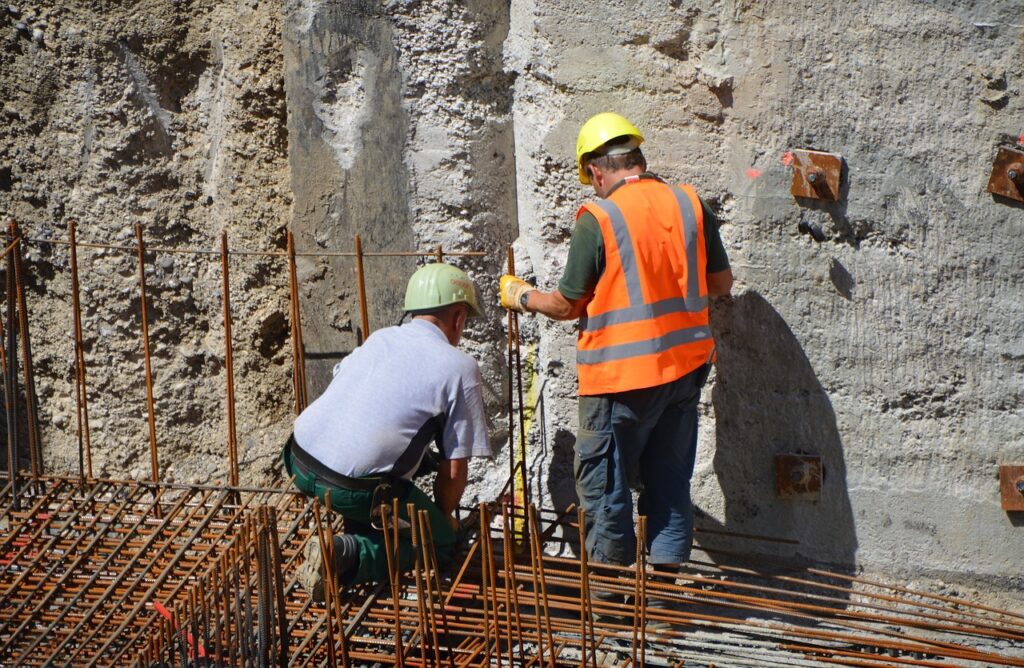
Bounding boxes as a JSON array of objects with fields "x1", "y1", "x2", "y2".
[{"x1": 576, "y1": 176, "x2": 714, "y2": 395}]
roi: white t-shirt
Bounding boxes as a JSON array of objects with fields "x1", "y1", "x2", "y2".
[{"x1": 293, "y1": 318, "x2": 492, "y2": 480}]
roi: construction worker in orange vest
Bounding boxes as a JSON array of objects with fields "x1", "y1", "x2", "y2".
[{"x1": 500, "y1": 112, "x2": 733, "y2": 588}]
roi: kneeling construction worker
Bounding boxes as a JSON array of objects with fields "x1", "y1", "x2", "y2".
[{"x1": 284, "y1": 263, "x2": 492, "y2": 597}]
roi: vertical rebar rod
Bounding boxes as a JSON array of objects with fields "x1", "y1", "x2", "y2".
[
  {"x1": 418, "y1": 508, "x2": 456, "y2": 668},
  {"x1": 507, "y1": 247, "x2": 529, "y2": 511},
  {"x1": 435, "y1": 244, "x2": 443, "y2": 263},
  {"x1": 312, "y1": 500, "x2": 339, "y2": 668},
  {"x1": 504, "y1": 256, "x2": 516, "y2": 508},
  {"x1": 286, "y1": 231, "x2": 307, "y2": 413},
  {"x1": 476, "y1": 504, "x2": 494, "y2": 666},
  {"x1": 380, "y1": 498, "x2": 405, "y2": 668},
  {"x1": 408, "y1": 503, "x2": 431, "y2": 667},
  {"x1": 254, "y1": 515, "x2": 269, "y2": 666},
  {"x1": 3, "y1": 227, "x2": 19, "y2": 509},
  {"x1": 354, "y1": 234, "x2": 370, "y2": 342},
  {"x1": 577, "y1": 506, "x2": 594, "y2": 668},
  {"x1": 224, "y1": 552, "x2": 237, "y2": 668},
  {"x1": 480, "y1": 502, "x2": 503, "y2": 668},
  {"x1": 527, "y1": 504, "x2": 556, "y2": 668},
  {"x1": 9, "y1": 222, "x2": 41, "y2": 478},
  {"x1": 636, "y1": 516, "x2": 647, "y2": 668},
  {"x1": 501, "y1": 502, "x2": 526, "y2": 663},
  {"x1": 134, "y1": 224, "x2": 159, "y2": 484},
  {"x1": 321, "y1": 492, "x2": 350, "y2": 668},
  {"x1": 68, "y1": 221, "x2": 93, "y2": 481},
  {"x1": 221, "y1": 233, "x2": 239, "y2": 487},
  {"x1": 266, "y1": 506, "x2": 290, "y2": 668}
]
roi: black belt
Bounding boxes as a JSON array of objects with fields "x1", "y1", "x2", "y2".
[{"x1": 289, "y1": 436, "x2": 387, "y2": 492}]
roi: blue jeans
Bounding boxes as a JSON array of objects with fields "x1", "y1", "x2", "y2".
[{"x1": 574, "y1": 365, "x2": 709, "y2": 566}]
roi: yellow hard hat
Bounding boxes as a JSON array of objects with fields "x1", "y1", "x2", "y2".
[{"x1": 575, "y1": 112, "x2": 645, "y2": 184}]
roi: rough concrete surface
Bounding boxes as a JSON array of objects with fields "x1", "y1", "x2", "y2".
[
  {"x1": 0, "y1": 0, "x2": 293, "y2": 485},
  {"x1": 1, "y1": 0, "x2": 1022, "y2": 602}
]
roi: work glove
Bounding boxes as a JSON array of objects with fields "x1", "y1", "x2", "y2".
[{"x1": 500, "y1": 274, "x2": 535, "y2": 313}]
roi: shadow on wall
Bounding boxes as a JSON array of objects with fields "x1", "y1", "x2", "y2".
[
  {"x1": 546, "y1": 427, "x2": 582, "y2": 557},
  {"x1": 703, "y1": 291, "x2": 858, "y2": 571}
]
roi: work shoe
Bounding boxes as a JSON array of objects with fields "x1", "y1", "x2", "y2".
[
  {"x1": 645, "y1": 595, "x2": 683, "y2": 633},
  {"x1": 296, "y1": 533, "x2": 359, "y2": 603},
  {"x1": 591, "y1": 589, "x2": 633, "y2": 625}
]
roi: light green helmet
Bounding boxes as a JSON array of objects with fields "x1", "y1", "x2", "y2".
[{"x1": 404, "y1": 263, "x2": 483, "y2": 318}]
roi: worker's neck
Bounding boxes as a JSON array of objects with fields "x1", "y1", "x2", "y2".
[
  {"x1": 595, "y1": 167, "x2": 645, "y2": 198},
  {"x1": 413, "y1": 314, "x2": 460, "y2": 346}
]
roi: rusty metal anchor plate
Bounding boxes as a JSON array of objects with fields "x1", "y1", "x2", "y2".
[
  {"x1": 790, "y1": 150, "x2": 842, "y2": 201},
  {"x1": 775, "y1": 454, "x2": 822, "y2": 501},
  {"x1": 999, "y1": 464, "x2": 1024, "y2": 511},
  {"x1": 987, "y1": 146, "x2": 1024, "y2": 203}
]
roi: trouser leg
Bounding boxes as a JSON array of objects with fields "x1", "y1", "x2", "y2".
[
  {"x1": 283, "y1": 438, "x2": 457, "y2": 584},
  {"x1": 343, "y1": 484, "x2": 457, "y2": 584},
  {"x1": 575, "y1": 393, "x2": 657, "y2": 566},
  {"x1": 638, "y1": 368, "x2": 703, "y2": 564}
]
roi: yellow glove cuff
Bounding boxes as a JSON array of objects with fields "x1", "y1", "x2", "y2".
[{"x1": 500, "y1": 274, "x2": 535, "y2": 313}]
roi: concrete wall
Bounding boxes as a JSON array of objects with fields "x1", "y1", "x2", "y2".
[
  {"x1": 3, "y1": 0, "x2": 1020, "y2": 594},
  {"x1": 508, "y1": 0, "x2": 1023, "y2": 588},
  {"x1": 282, "y1": 0, "x2": 519, "y2": 501},
  {"x1": 0, "y1": 1, "x2": 295, "y2": 485}
]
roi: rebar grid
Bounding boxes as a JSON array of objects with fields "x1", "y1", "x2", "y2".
[
  {"x1": 1, "y1": 228, "x2": 1022, "y2": 666},
  {"x1": 0, "y1": 476, "x2": 320, "y2": 666},
  {"x1": 3, "y1": 475, "x2": 1024, "y2": 667}
]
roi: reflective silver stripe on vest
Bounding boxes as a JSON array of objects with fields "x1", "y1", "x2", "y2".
[
  {"x1": 581, "y1": 185, "x2": 705, "y2": 333},
  {"x1": 592, "y1": 198, "x2": 644, "y2": 307},
  {"x1": 669, "y1": 185, "x2": 701, "y2": 300},
  {"x1": 577, "y1": 324, "x2": 712, "y2": 365},
  {"x1": 581, "y1": 295, "x2": 709, "y2": 332}
]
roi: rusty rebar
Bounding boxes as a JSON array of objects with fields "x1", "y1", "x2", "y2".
[
  {"x1": 68, "y1": 220, "x2": 93, "y2": 481},
  {"x1": 507, "y1": 246, "x2": 529, "y2": 511},
  {"x1": 220, "y1": 232, "x2": 239, "y2": 487},
  {"x1": 3, "y1": 226, "x2": 19, "y2": 509},
  {"x1": 354, "y1": 234, "x2": 370, "y2": 342},
  {"x1": 134, "y1": 224, "x2": 159, "y2": 484},
  {"x1": 9, "y1": 221, "x2": 41, "y2": 478},
  {"x1": 286, "y1": 230, "x2": 308, "y2": 413},
  {"x1": 23, "y1": 233, "x2": 486, "y2": 259}
]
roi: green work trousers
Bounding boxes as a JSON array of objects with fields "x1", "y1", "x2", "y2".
[{"x1": 282, "y1": 442, "x2": 456, "y2": 584}]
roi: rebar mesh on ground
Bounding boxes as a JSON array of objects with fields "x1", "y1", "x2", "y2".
[
  {"x1": 4, "y1": 477, "x2": 1024, "y2": 668},
  {"x1": 0, "y1": 476, "x2": 323, "y2": 667}
]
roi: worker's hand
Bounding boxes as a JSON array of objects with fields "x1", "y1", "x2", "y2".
[{"x1": 500, "y1": 274, "x2": 535, "y2": 313}]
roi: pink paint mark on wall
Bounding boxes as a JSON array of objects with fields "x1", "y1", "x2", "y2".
[
  {"x1": 782, "y1": 151, "x2": 794, "y2": 166},
  {"x1": 746, "y1": 167, "x2": 763, "y2": 179}
]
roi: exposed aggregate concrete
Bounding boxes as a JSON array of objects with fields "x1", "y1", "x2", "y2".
[{"x1": 0, "y1": 1, "x2": 1021, "y2": 604}]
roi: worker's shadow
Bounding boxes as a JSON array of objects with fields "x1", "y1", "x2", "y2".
[{"x1": 697, "y1": 290, "x2": 858, "y2": 616}]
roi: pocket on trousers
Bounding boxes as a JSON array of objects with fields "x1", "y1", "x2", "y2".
[{"x1": 574, "y1": 431, "x2": 614, "y2": 499}]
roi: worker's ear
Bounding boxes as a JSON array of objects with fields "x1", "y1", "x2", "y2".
[{"x1": 449, "y1": 304, "x2": 468, "y2": 345}]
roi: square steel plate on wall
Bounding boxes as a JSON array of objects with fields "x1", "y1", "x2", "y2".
[
  {"x1": 999, "y1": 465, "x2": 1024, "y2": 511},
  {"x1": 789, "y1": 150, "x2": 843, "y2": 201},
  {"x1": 987, "y1": 146, "x2": 1024, "y2": 203},
  {"x1": 775, "y1": 454, "x2": 822, "y2": 501}
]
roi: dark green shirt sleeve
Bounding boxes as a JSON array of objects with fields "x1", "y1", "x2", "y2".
[
  {"x1": 557, "y1": 195, "x2": 730, "y2": 301},
  {"x1": 558, "y1": 212, "x2": 604, "y2": 300},
  {"x1": 701, "y1": 198, "x2": 731, "y2": 274}
]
